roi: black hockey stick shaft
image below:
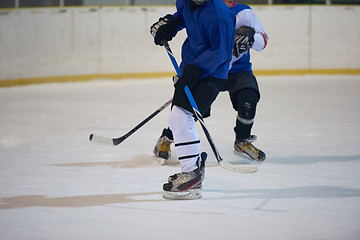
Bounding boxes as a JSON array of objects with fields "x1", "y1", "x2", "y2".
[{"x1": 89, "y1": 99, "x2": 172, "y2": 145}]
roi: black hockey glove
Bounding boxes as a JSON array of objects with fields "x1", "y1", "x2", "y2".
[
  {"x1": 150, "y1": 14, "x2": 179, "y2": 46},
  {"x1": 174, "y1": 64, "x2": 202, "y2": 91},
  {"x1": 233, "y1": 26, "x2": 255, "y2": 58}
]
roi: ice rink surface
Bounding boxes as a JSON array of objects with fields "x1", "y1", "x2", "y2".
[{"x1": 1, "y1": 75, "x2": 360, "y2": 240}]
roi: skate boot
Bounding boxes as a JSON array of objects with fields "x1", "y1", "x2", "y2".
[
  {"x1": 234, "y1": 136, "x2": 266, "y2": 161},
  {"x1": 153, "y1": 129, "x2": 174, "y2": 165},
  {"x1": 162, "y1": 152, "x2": 207, "y2": 200}
]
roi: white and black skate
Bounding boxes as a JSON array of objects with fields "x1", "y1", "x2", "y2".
[{"x1": 162, "y1": 152, "x2": 207, "y2": 200}]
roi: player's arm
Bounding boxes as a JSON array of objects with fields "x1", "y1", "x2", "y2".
[{"x1": 233, "y1": 8, "x2": 268, "y2": 57}]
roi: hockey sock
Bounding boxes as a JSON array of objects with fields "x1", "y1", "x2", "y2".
[{"x1": 168, "y1": 106, "x2": 200, "y2": 172}]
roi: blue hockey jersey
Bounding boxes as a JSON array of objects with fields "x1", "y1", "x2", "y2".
[{"x1": 173, "y1": 0, "x2": 235, "y2": 79}]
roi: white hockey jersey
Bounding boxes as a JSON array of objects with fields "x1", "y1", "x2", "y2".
[{"x1": 229, "y1": 4, "x2": 268, "y2": 73}]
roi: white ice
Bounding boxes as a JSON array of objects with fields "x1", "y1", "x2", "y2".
[{"x1": 0, "y1": 75, "x2": 360, "y2": 240}]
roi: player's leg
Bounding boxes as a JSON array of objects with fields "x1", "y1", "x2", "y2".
[
  {"x1": 232, "y1": 88, "x2": 266, "y2": 161},
  {"x1": 228, "y1": 72, "x2": 266, "y2": 161}
]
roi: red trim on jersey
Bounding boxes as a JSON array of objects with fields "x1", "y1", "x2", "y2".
[
  {"x1": 261, "y1": 32, "x2": 268, "y2": 49},
  {"x1": 232, "y1": 1, "x2": 236, "y2": 7}
]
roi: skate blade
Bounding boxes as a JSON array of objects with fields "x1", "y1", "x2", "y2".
[{"x1": 162, "y1": 189, "x2": 202, "y2": 200}]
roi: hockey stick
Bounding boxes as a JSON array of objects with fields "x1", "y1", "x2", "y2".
[
  {"x1": 163, "y1": 42, "x2": 257, "y2": 173},
  {"x1": 89, "y1": 99, "x2": 172, "y2": 146}
]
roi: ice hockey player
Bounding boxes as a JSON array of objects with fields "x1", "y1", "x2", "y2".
[
  {"x1": 153, "y1": 0, "x2": 268, "y2": 166},
  {"x1": 150, "y1": 0, "x2": 236, "y2": 199}
]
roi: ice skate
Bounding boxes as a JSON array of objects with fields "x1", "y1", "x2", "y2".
[
  {"x1": 162, "y1": 152, "x2": 207, "y2": 200},
  {"x1": 153, "y1": 130, "x2": 173, "y2": 165},
  {"x1": 234, "y1": 135, "x2": 266, "y2": 161}
]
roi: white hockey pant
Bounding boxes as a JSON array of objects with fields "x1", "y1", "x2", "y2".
[{"x1": 168, "y1": 106, "x2": 200, "y2": 172}]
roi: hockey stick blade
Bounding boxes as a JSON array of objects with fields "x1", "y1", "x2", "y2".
[
  {"x1": 219, "y1": 161, "x2": 258, "y2": 173},
  {"x1": 89, "y1": 99, "x2": 172, "y2": 146},
  {"x1": 89, "y1": 133, "x2": 121, "y2": 146}
]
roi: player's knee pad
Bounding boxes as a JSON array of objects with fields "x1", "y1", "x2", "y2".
[{"x1": 234, "y1": 89, "x2": 258, "y2": 124}]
